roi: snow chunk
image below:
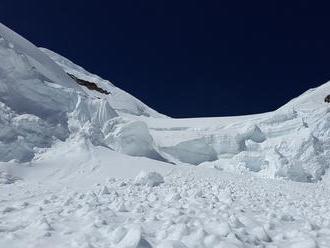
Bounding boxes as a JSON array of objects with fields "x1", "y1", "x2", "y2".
[
  {"x1": 110, "y1": 226, "x2": 128, "y2": 244},
  {"x1": 105, "y1": 119, "x2": 167, "y2": 162},
  {"x1": 233, "y1": 151, "x2": 268, "y2": 172},
  {"x1": 162, "y1": 138, "x2": 217, "y2": 165},
  {"x1": 134, "y1": 171, "x2": 164, "y2": 187},
  {"x1": 100, "y1": 185, "x2": 110, "y2": 195},
  {"x1": 116, "y1": 225, "x2": 152, "y2": 248}
]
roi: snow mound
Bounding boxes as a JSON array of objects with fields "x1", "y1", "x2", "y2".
[{"x1": 134, "y1": 171, "x2": 164, "y2": 187}]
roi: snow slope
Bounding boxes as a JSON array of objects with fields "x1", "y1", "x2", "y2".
[
  {"x1": 0, "y1": 22, "x2": 330, "y2": 247},
  {"x1": 0, "y1": 23, "x2": 81, "y2": 161},
  {"x1": 40, "y1": 43, "x2": 330, "y2": 182},
  {"x1": 2, "y1": 158, "x2": 330, "y2": 248},
  {"x1": 40, "y1": 47, "x2": 166, "y2": 118},
  {"x1": 0, "y1": 22, "x2": 167, "y2": 163}
]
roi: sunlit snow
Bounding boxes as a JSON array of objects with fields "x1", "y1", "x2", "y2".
[{"x1": 0, "y1": 22, "x2": 330, "y2": 248}]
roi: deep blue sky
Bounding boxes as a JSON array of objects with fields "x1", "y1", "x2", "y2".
[{"x1": 1, "y1": 1, "x2": 330, "y2": 117}]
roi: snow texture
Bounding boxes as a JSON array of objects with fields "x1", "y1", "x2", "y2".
[
  {"x1": 134, "y1": 171, "x2": 164, "y2": 187},
  {"x1": 0, "y1": 22, "x2": 330, "y2": 247}
]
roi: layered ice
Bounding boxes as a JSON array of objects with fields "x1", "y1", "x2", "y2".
[
  {"x1": 0, "y1": 21, "x2": 329, "y2": 182},
  {"x1": 104, "y1": 118, "x2": 167, "y2": 161},
  {"x1": 1, "y1": 21, "x2": 330, "y2": 248},
  {"x1": 161, "y1": 138, "x2": 218, "y2": 165},
  {"x1": 0, "y1": 23, "x2": 119, "y2": 161}
]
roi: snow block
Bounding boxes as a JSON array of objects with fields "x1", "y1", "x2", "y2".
[
  {"x1": 161, "y1": 138, "x2": 218, "y2": 165},
  {"x1": 105, "y1": 119, "x2": 168, "y2": 162},
  {"x1": 134, "y1": 171, "x2": 164, "y2": 187}
]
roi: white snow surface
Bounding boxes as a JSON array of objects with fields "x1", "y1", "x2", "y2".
[
  {"x1": 134, "y1": 171, "x2": 165, "y2": 187},
  {"x1": 0, "y1": 22, "x2": 330, "y2": 247},
  {"x1": 39, "y1": 47, "x2": 166, "y2": 118}
]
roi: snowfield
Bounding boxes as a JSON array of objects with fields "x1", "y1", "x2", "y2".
[
  {"x1": 2, "y1": 164, "x2": 330, "y2": 248},
  {"x1": 0, "y1": 22, "x2": 330, "y2": 247}
]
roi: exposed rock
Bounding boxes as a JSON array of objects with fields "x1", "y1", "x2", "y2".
[
  {"x1": 325, "y1": 95, "x2": 330, "y2": 103},
  {"x1": 68, "y1": 73, "x2": 110, "y2": 95}
]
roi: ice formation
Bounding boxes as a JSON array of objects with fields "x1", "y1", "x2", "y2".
[
  {"x1": 0, "y1": 21, "x2": 329, "y2": 180},
  {"x1": 1, "y1": 22, "x2": 330, "y2": 248}
]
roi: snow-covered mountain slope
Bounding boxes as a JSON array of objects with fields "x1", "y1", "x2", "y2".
[
  {"x1": 40, "y1": 42, "x2": 330, "y2": 182},
  {"x1": 1, "y1": 22, "x2": 330, "y2": 248},
  {"x1": 0, "y1": 22, "x2": 169, "y2": 163},
  {"x1": 39, "y1": 47, "x2": 166, "y2": 118},
  {"x1": 0, "y1": 23, "x2": 81, "y2": 162},
  {"x1": 135, "y1": 92, "x2": 330, "y2": 182},
  {"x1": 0, "y1": 21, "x2": 329, "y2": 181}
]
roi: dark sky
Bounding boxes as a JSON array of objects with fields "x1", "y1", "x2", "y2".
[{"x1": 1, "y1": 1, "x2": 330, "y2": 117}]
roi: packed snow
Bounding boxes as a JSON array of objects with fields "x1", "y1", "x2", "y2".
[
  {"x1": 0, "y1": 22, "x2": 330, "y2": 247},
  {"x1": 134, "y1": 171, "x2": 164, "y2": 187}
]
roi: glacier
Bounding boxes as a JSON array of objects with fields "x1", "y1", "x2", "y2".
[{"x1": 0, "y1": 22, "x2": 330, "y2": 248}]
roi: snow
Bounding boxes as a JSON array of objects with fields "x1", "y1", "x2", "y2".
[
  {"x1": 161, "y1": 138, "x2": 218, "y2": 165},
  {"x1": 40, "y1": 47, "x2": 166, "y2": 118},
  {"x1": 134, "y1": 171, "x2": 164, "y2": 187},
  {"x1": 2, "y1": 165, "x2": 330, "y2": 247},
  {"x1": 0, "y1": 23, "x2": 78, "y2": 90},
  {"x1": 104, "y1": 118, "x2": 167, "y2": 162},
  {"x1": 157, "y1": 240, "x2": 188, "y2": 248},
  {"x1": 0, "y1": 22, "x2": 330, "y2": 247}
]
